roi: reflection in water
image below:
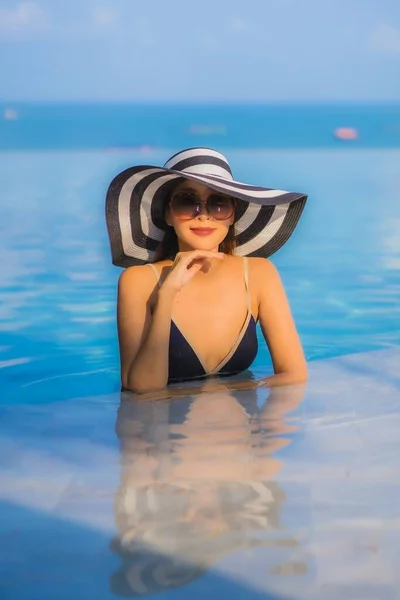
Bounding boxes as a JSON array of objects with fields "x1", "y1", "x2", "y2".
[{"x1": 112, "y1": 385, "x2": 306, "y2": 597}]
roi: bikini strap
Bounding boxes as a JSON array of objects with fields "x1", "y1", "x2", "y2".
[
  {"x1": 243, "y1": 257, "x2": 251, "y2": 312},
  {"x1": 148, "y1": 263, "x2": 162, "y2": 289}
]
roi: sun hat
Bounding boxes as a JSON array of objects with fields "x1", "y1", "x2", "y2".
[{"x1": 105, "y1": 147, "x2": 308, "y2": 267}]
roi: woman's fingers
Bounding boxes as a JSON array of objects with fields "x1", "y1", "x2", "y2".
[
  {"x1": 187, "y1": 261, "x2": 204, "y2": 276},
  {"x1": 162, "y1": 250, "x2": 225, "y2": 292},
  {"x1": 177, "y1": 250, "x2": 224, "y2": 268}
]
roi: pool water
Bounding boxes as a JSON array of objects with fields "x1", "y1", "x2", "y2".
[{"x1": 1, "y1": 148, "x2": 400, "y2": 599}]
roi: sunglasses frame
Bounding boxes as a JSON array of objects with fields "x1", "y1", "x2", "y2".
[{"x1": 169, "y1": 191, "x2": 236, "y2": 221}]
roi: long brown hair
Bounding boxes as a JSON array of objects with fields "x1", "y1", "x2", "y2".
[{"x1": 154, "y1": 186, "x2": 237, "y2": 261}]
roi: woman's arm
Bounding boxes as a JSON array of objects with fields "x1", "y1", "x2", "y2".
[
  {"x1": 118, "y1": 251, "x2": 224, "y2": 394},
  {"x1": 117, "y1": 266, "x2": 176, "y2": 393},
  {"x1": 254, "y1": 258, "x2": 307, "y2": 386}
]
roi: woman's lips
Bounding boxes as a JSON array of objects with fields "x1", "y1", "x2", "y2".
[{"x1": 190, "y1": 228, "x2": 216, "y2": 236}]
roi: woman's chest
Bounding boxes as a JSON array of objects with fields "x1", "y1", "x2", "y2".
[{"x1": 171, "y1": 284, "x2": 256, "y2": 334}]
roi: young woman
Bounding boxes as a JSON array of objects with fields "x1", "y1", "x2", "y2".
[{"x1": 105, "y1": 147, "x2": 308, "y2": 394}]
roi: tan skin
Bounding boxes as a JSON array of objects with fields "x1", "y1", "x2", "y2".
[{"x1": 117, "y1": 180, "x2": 307, "y2": 394}]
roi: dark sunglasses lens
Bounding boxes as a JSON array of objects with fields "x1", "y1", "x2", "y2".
[
  {"x1": 170, "y1": 193, "x2": 199, "y2": 219},
  {"x1": 208, "y1": 195, "x2": 234, "y2": 220},
  {"x1": 170, "y1": 192, "x2": 234, "y2": 220}
]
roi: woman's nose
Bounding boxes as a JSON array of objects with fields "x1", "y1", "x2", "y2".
[{"x1": 197, "y1": 200, "x2": 210, "y2": 218}]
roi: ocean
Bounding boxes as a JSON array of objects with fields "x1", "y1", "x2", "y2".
[
  {"x1": 1, "y1": 102, "x2": 400, "y2": 150},
  {"x1": 2, "y1": 103, "x2": 400, "y2": 403},
  {"x1": 1, "y1": 103, "x2": 400, "y2": 599}
]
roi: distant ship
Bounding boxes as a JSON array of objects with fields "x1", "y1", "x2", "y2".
[
  {"x1": 3, "y1": 108, "x2": 18, "y2": 121},
  {"x1": 333, "y1": 127, "x2": 358, "y2": 140}
]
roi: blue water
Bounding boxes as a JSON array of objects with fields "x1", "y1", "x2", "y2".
[
  {"x1": 1, "y1": 105, "x2": 400, "y2": 599},
  {"x1": 1, "y1": 103, "x2": 400, "y2": 150},
  {"x1": 1, "y1": 143, "x2": 400, "y2": 403}
]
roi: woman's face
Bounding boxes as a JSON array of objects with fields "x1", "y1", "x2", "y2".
[{"x1": 165, "y1": 180, "x2": 235, "y2": 253}]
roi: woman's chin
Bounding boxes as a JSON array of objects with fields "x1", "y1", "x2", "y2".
[{"x1": 182, "y1": 234, "x2": 221, "y2": 252}]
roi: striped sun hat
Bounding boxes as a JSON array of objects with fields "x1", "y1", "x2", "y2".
[{"x1": 105, "y1": 147, "x2": 308, "y2": 267}]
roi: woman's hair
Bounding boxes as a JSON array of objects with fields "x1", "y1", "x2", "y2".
[{"x1": 154, "y1": 184, "x2": 236, "y2": 261}]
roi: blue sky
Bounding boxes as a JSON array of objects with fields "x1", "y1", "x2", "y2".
[{"x1": 0, "y1": 0, "x2": 400, "y2": 101}]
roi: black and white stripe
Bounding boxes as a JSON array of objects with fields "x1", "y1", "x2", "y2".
[{"x1": 105, "y1": 148, "x2": 307, "y2": 267}]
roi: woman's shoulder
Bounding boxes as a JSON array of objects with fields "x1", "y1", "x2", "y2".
[
  {"x1": 223, "y1": 255, "x2": 279, "y2": 278},
  {"x1": 246, "y1": 258, "x2": 283, "y2": 295},
  {"x1": 118, "y1": 263, "x2": 150, "y2": 280},
  {"x1": 118, "y1": 263, "x2": 159, "y2": 293},
  {"x1": 118, "y1": 260, "x2": 175, "y2": 293},
  {"x1": 246, "y1": 257, "x2": 279, "y2": 277},
  {"x1": 244, "y1": 260, "x2": 289, "y2": 319}
]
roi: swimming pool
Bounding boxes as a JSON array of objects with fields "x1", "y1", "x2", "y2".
[{"x1": 1, "y1": 148, "x2": 400, "y2": 599}]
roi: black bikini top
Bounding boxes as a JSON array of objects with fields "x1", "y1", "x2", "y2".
[{"x1": 148, "y1": 257, "x2": 258, "y2": 384}]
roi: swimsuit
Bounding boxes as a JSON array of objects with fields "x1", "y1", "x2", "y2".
[{"x1": 148, "y1": 257, "x2": 258, "y2": 384}]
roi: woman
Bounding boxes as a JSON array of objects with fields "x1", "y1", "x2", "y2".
[{"x1": 105, "y1": 147, "x2": 308, "y2": 393}]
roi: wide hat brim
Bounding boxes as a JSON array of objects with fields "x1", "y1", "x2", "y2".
[{"x1": 105, "y1": 159, "x2": 308, "y2": 267}]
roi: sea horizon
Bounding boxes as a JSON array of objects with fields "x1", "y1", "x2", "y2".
[{"x1": 1, "y1": 101, "x2": 400, "y2": 151}]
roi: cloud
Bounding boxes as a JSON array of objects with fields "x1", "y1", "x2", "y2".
[
  {"x1": 93, "y1": 7, "x2": 117, "y2": 28},
  {"x1": 0, "y1": 2, "x2": 121, "y2": 42},
  {"x1": 0, "y1": 1, "x2": 49, "y2": 32},
  {"x1": 201, "y1": 36, "x2": 218, "y2": 50},
  {"x1": 370, "y1": 24, "x2": 400, "y2": 55},
  {"x1": 342, "y1": 25, "x2": 356, "y2": 41},
  {"x1": 227, "y1": 16, "x2": 251, "y2": 33},
  {"x1": 132, "y1": 16, "x2": 155, "y2": 48}
]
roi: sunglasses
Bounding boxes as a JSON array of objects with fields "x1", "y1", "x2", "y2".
[{"x1": 169, "y1": 191, "x2": 235, "y2": 221}]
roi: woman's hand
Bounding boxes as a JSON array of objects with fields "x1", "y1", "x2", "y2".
[{"x1": 161, "y1": 250, "x2": 224, "y2": 292}]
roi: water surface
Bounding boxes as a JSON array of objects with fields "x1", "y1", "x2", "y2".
[{"x1": 1, "y1": 147, "x2": 400, "y2": 599}]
